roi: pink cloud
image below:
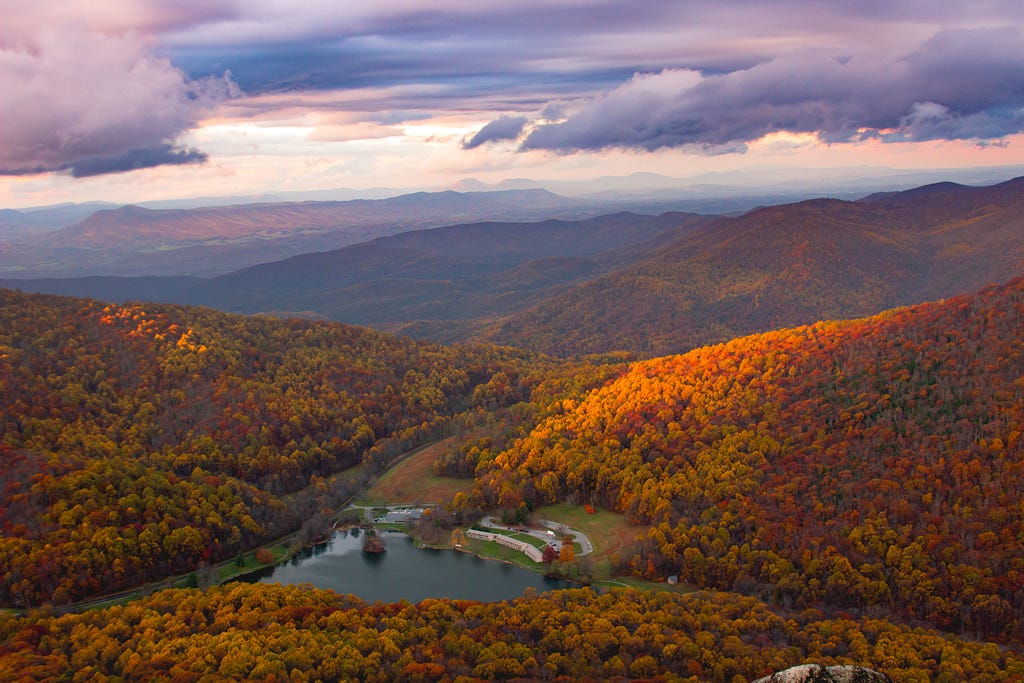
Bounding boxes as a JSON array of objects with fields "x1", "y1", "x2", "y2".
[{"x1": 0, "y1": 25, "x2": 236, "y2": 175}]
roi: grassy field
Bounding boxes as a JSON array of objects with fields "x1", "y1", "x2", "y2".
[
  {"x1": 510, "y1": 532, "x2": 550, "y2": 550},
  {"x1": 363, "y1": 436, "x2": 473, "y2": 505},
  {"x1": 215, "y1": 543, "x2": 290, "y2": 582},
  {"x1": 533, "y1": 502, "x2": 644, "y2": 563},
  {"x1": 598, "y1": 575, "x2": 698, "y2": 594},
  {"x1": 479, "y1": 526, "x2": 548, "y2": 549},
  {"x1": 462, "y1": 538, "x2": 546, "y2": 571}
]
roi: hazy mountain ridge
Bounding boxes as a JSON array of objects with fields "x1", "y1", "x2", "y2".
[
  {"x1": 479, "y1": 176, "x2": 1024, "y2": 356},
  {"x1": 185, "y1": 212, "x2": 708, "y2": 328},
  {"x1": 6, "y1": 176, "x2": 1024, "y2": 360},
  {"x1": 0, "y1": 275, "x2": 202, "y2": 303},
  {"x1": 0, "y1": 189, "x2": 618, "y2": 278},
  {"x1": 453, "y1": 164, "x2": 1024, "y2": 201},
  {"x1": 0, "y1": 203, "x2": 119, "y2": 239}
]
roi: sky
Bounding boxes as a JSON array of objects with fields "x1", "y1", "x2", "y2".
[{"x1": 2, "y1": 0, "x2": 1024, "y2": 208}]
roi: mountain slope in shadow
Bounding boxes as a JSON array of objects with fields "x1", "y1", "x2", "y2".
[{"x1": 477, "y1": 176, "x2": 1024, "y2": 357}]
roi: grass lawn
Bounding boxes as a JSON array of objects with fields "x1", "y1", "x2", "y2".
[
  {"x1": 534, "y1": 502, "x2": 644, "y2": 563},
  {"x1": 598, "y1": 576, "x2": 699, "y2": 593},
  {"x1": 217, "y1": 554, "x2": 264, "y2": 581},
  {"x1": 216, "y1": 542, "x2": 291, "y2": 582},
  {"x1": 364, "y1": 436, "x2": 473, "y2": 505},
  {"x1": 510, "y1": 532, "x2": 550, "y2": 550},
  {"x1": 463, "y1": 538, "x2": 547, "y2": 571},
  {"x1": 483, "y1": 526, "x2": 551, "y2": 550}
]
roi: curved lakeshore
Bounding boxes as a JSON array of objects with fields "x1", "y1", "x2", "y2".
[{"x1": 243, "y1": 529, "x2": 570, "y2": 603}]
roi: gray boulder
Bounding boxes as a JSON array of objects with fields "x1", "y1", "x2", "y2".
[{"x1": 752, "y1": 664, "x2": 892, "y2": 683}]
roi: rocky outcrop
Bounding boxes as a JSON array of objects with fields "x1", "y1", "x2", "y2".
[{"x1": 752, "y1": 664, "x2": 892, "y2": 683}]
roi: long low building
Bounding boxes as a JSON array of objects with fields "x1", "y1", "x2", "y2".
[{"x1": 465, "y1": 529, "x2": 545, "y2": 563}]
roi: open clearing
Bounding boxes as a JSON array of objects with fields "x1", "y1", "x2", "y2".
[
  {"x1": 534, "y1": 502, "x2": 644, "y2": 563},
  {"x1": 462, "y1": 538, "x2": 546, "y2": 571},
  {"x1": 364, "y1": 436, "x2": 473, "y2": 504}
]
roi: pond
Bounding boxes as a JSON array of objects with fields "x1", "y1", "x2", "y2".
[{"x1": 243, "y1": 528, "x2": 571, "y2": 603}]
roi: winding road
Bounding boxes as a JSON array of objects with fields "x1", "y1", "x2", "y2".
[{"x1": 479, "y1": 516, "x2": 594, "y2": 556}]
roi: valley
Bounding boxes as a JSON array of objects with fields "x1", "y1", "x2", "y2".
[
  {"x1": 0, "y1": 189, "x2": 632, "y2": 278},
  {"x1": 8, "y1": 178, "x2": 1024, "y2": 360},
  {"x1": 10, "y1": 3, "x2": 1024, "y2": 679},
  {"x1": 3, "y1": 178, "x2": 1024, "y2": 681}
]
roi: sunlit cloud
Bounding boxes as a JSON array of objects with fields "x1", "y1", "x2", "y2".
[
  {"x1": 0, "y1": 25, "x2": 237, "y2": 177},
  {"x1": 2, "y1": 1, "x2": 1024, "y2": 206},
  {"x1": 513, "y1": 27, "x2": 1024, "y2": 154}
]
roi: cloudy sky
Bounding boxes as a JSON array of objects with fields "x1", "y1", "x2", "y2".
[{"x1": 2, "y1": 0, "x2": 1024, "y2": 207}]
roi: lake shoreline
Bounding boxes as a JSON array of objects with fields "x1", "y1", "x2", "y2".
[{"x1": 246, "y1": 529, "x2": 573, "y2": 603}]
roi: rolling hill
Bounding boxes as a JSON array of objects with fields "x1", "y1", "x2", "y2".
[
  {"x1": 0, "y1": 288, "x2": 549, "y2": 605},
  {"x1": 478, "y1": 176, "x2": 1024, "y2": 356},
  {"x1": 4, "y1": 274, "x2": 1024, "y2": 679},
  {"x1": 182, "y1": 212, "x2": 708, "y2": 332},
  {"x1": 472, "y1": 273, "x2": 1024, "y2": 642},
  {"x1": 0, "y1": 211, "x2": 710, "y2": 333},
  {"x1": 0, "y1": 189, "x2": 613, "y2": 278}
]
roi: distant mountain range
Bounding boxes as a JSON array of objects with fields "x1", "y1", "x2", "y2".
[
  {"x1": 450, "y1": 164, "x2": 1024, "y2": 200},
  {"x1": 478, "y1": 176, "x2": 1024, "y2": 355},
  {"x1": 5, "y1": 176, "x2": 1024, "y2": 359},
  {"x1": 182, "y1": 212, "x2": 709, "y2": 328},
  {"x1": 0, "y1": 189, "x2": 637, "y2": 278},
  {"x1": 2, "y1": 183, "x2": 816, "y2": 281},
  {"x1": 1, "y1": 212, "x2": 709, "y2": 325}
]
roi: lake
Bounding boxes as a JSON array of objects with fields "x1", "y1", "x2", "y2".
[{"x1": 245, "y1": 528, "x2": 570, "y2": 603}]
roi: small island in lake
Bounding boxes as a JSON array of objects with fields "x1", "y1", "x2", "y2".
[{"x1": 362, "y1": 529, "x2": 387, "y2": 553}]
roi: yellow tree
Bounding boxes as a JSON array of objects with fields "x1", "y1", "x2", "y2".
[{"x1": 559, "y1": 543, "x2": 575, "y2": 562}]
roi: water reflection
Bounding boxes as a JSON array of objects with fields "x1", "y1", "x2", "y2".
[{"x1": 240, "y1": 529, "x2": 569, "y2": 603}]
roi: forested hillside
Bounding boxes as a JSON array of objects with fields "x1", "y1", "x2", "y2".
[
  {"x1": 480, "y1": 177, "x2": 1024, "y2": 356},
  {"x1": 12, "y1": 178, "x2": 1024, "y2": 361},
  {"x1": 0, "y1": 289, "x2": 551, "y2": 606},
  {"x1": 3, "y1": 583, "x2": 1021, "y2": 682},
  {"x1": 471, "y1": 275, "x2": 1024, "y2": 642},
  {"x1": 4, "y1": 266, "x2": 1024, "y2": 680}
]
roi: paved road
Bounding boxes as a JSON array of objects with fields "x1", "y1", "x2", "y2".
[
  {"x1": 538, "y1": 519, "x2": 594, "y2": 555},
  {"x1": 480, "y1": 516, "x2": 593, "y2": 556}
]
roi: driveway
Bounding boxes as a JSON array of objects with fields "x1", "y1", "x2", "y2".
[{"x1": 480, "y1": 516, "x2": 593, "y2": 556}]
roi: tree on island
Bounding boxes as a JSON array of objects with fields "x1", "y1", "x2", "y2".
[{"x1": 362, "y1": 529, "x2": 386, "y2": 553}]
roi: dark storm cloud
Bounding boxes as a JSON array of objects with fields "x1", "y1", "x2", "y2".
[
  {"x1": 66, "y1": 145, "x2": 209, "y2": 178},
  {"x1": 157, "y1": 3, "x2": 1024, "y2": 154},
  {"x1": 518, "y1": 27, "x2": 1024, "y2": 153},
  {"x1": 166, "y1": 1, "x2": 799, "y2": 107},
  {"x1": 162, "y1": 1, "x2": 1024, "y2": 98},
  {"x1": 463, "y1": 115, "x2": 530, "y2": 149},
  {"x1": 169, "y1": 38, "x2": 636, "y2": 107}
]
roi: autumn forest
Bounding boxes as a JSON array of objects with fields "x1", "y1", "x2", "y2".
[{"x1": 5, "y1": 180, "x2": 1024, "y2": 681}]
